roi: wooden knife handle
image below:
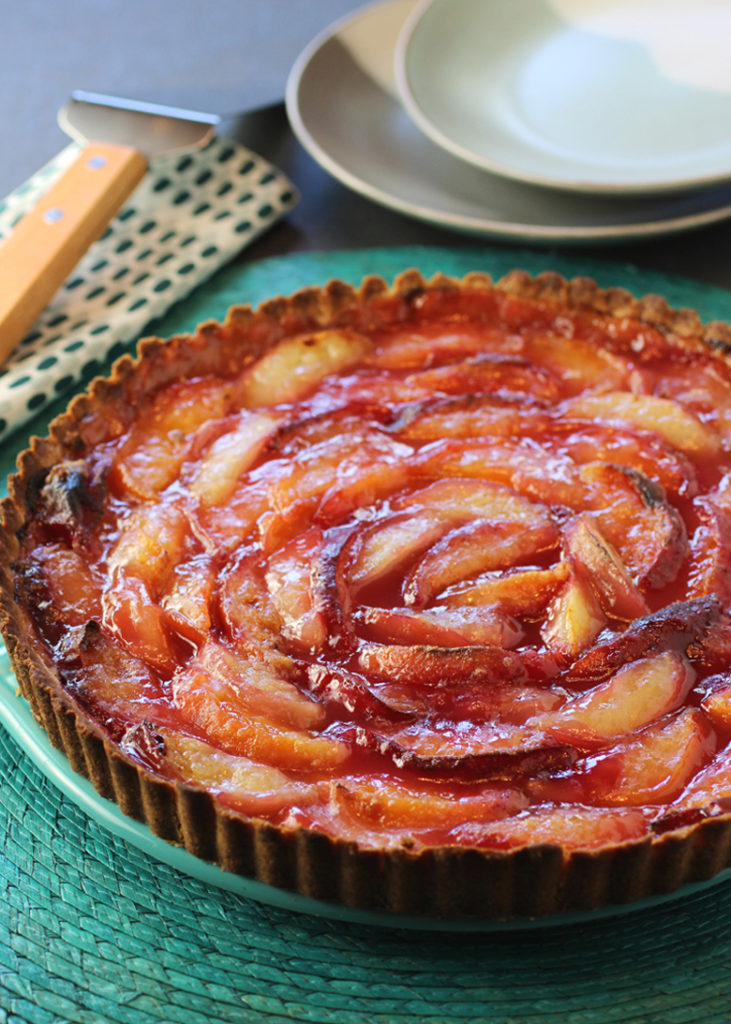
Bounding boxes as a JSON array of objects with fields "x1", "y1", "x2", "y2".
[{"x1": 0, "y1": 141, "x2": 147, "y2": 367}]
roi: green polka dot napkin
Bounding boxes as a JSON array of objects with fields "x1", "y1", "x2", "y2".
[{"x1": 0, "y1": 137, "x2": 298, "y2": 442}]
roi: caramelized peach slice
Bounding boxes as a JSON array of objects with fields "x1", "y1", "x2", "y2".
[
  {"x1": 21, "y1": 543, "x2": 103, "y2": 627},
  {"x1": 532, "y1": 651, "x2": 694, "y2": 745},
  {"x1": 354, "y1": 605, "x2": 523, "y2": 649},
  {"x1": 413, "y1": 437, "x2": 583, "y2": 508},
  {"x1": 107, "y1": 501, "x2": 190, "y2": 594},
  {"x1": 523, "y1": 332, "x2": 630, "y2": 390},
  {"x1": 363, "y1": 720, "x2": 575, "y2": 778},
  {"x1": 257, "y1": 430, "x2": 412, "y2": 551},
  {"x1": 588, "y1": 709, "x2": 715, "y2": 806},
  {"x1": 567, "y1": 596, "x2": 722, "y2": 684},
  {"x1": 58, "y1": 621, "x2": 166, "y2": 718},
  {"x1": 399, "y1": 353, "x2": 560, "y2": 402},
  {"x1": 332, "y1": 776, "x2": 527, "y2": 830},
  {"x1": 365, "y1": 322, "x2": 520, "y2": 370},
  {"x1": 344, "y1": 510, "x2": 447, "y2": 593},
  {"x1": 563, "y1": 515, "x2": 648, "y2": 620},
  {"x1": 673, "y1": 743, "x2": 731, "y2": 811},
  {"x1": 553, "y1": 425, "x2": 697, "y2": 499},
  {"x1": 699, "y1": 674, "x2": 731, "y2": 731},
  {"x1": 265, "y1": 528, "x2": 327, "y2": 654},
  {"x1": 395, "y1": 395, "x2": 550, "y2": 443},
  {"x1": 686, "y1": 498, "x2": 731, "y2": 604},
  {"x1": 453, "y1": 804, "x2": 648, "y2": 851},
  {"x1": 161, "y1": 553, "x2": 215, "y2": 633},
  {"x1": 540, "y1": 573, "x2": 606, "y2": 661},
  {"x1": 404, "y1": 517, "x2": 559, "y2": 608},
  {"x1": 158, "y1": 730, "x2": 320, "y2": 816},
  {"x1": 217, "y1": 549, "x2": 282, "y2": 650},
  {"x1": 238, "y1": 328, "x2": 371, "y2": 407},
  {"x1": 440, "y1": 564, "x2": 570, "y2": 618},
  {"x1": 304, "y1": 662, "x2": 411, "y2": 722},
  {"x1": 580, "y1": 463, "x2": 687, "y2": 589},
  {"x1": 188, "y1": 411, "x2": 280, "y2": 507},
  {"x1": 560, "y1": 390, "x2": 720, "y2": 458},
  {"x1": 358, "y1": 643, "x2": 542, "y2": 689},
  {"x1": 189, "y1": 640, "x2": 322, "y2": 731},
  {"x1": 102, "y1": 576, "x2": 180, "y2": 676},
  {"x1": 111, "y1": 377, "x2": 231, "y2": 498},
  {"x1": 172, "y1": 646, "x2": 345, "y2": 771}
]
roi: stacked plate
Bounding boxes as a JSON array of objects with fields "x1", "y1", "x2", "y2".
[{"x1": 286, "y1": 0, "x2": 731, "y2": 244}]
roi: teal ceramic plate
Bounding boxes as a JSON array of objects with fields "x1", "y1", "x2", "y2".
[{"x1": 396, "y1": 0, "x2": 731, "y2": 195}]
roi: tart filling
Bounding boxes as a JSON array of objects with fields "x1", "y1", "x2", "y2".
[{"x1": 5, "y1": 269, "x2": 731, "y2": 918}]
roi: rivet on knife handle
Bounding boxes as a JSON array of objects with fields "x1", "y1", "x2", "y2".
[{"x1": 0, "y1": 142, "x2": 147, "y2": 364}]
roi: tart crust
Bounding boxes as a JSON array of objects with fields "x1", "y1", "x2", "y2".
[{"x1": 4, "y1": 268, "x2": 731, "y2": 920}]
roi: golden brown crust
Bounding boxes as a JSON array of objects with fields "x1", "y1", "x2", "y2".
[{"x1": 4, "y1": 267, "x2": 731, "y2": 920}]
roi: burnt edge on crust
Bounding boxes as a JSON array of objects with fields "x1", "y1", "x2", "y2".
[{"x1": 3, "y1": 267, "x2": 731, "y2": 920}]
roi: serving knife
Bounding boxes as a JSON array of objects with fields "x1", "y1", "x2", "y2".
[{"x1": 0, "y1": 91, "x2": 219, "y2": 367}]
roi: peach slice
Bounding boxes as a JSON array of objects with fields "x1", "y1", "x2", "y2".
[
  {"x1": 238, "y1": 328, "x2": 372, "y2": 407},
  {"x1": 587, "y1": 709, "x2": 715, "y2": 806},
  {"x1": 257, "y1": 429, "x2": 412, "y2": 551},
  {"x1": 567, "y1": 595, "x2": 722, "y2": 684},
  {"x1": 107, "y1": 501, "x2": 191, "y2": 595},
  {"x1": 395, "y1": 394, "x2": 550, "y2": 443},
  {"x1": 672, "y1": 743, "x2": 731, "y2": 812},
  {"x1": 158, "y1": 729, "x2": 321, "y2": 816},
  {"x1": 161, "y1": 553, "x2": 216, "y2": 634},
  {"x1": 699, "y1": 674, "x2": 731, "y2": 731},
  {"x1": 357, "y1": 643, "x2": 545, "y2": 689},
  {"x1": 540, "y1": 573, "x2": 606, "y2": 661},
  {"x1": 304, "y1": 662, "x2": 412, "y2": 722},
  {"x1": 172, "y1": 646, "x2": 344, "y2": 771},
  {"x1": 21, "y1": 543, "x2": 103, "y2": 628},
  {"x1": 413, "y1": 437, "x2": 583, "y2": 508},
  {"x1": 531, "y1": 709, "x2": 715, "y2": 807},
  {"x1": 354, "y1": 605, "x2": 523, "y2": 649},
  {"x1": 365, "y1": 677, "x2": 565, "y2": 722},
  {"x1": 332, "y1": 775, "x2": 528, "y2": 830},
  {"x1": 400, "y1": 353, "x2": 561, "y2": 402},
  {"x1": 193, "y1": 638, "x2": 322, "y2": 729},
  {"x1": 59, "y1": 621, "x2": 165, "y2": 720},
  {"x1": 532, "y1": 651, "x2": 694, "y2": 745},
  {"x1": 265, "y1": 527, "x2": 327, "y2": 654},
  {"x1": 404, "y1": 517, "x2": 559, "y2": 608},
  {"x1": 102, "y1": 576, "x2": 180, "y2": 676},
  {"x1": 344, "y1": 510, "x2": 447, "y2": 593},
  {"x1": 110, "y1": 377, "x2": 231, "y2": 499},
  {"x1": 523, "y1": 332, "x2": 630, "y2": 391},
  {"x1": 563, "y1": 515, "x2": 648, "y2": 620},
  {"x1": 361, "y1": 720, "x2": 576, "y2": 778},
  {"x1": 365, "y1": 322, "x2": 520, "y2": 370},
  {"x1": 440, "y1": 564, "x2": 570, "y2": 618},
  {"x1": 580, "y1": 463, "x2": 687, "y2": 589},
  {"x1": 686, "y1": 498, "x2": 731, "y2": 605},
  {"x1": 552, "y1": 425, "x2": 697, "y2": 499},
  {"x1": 188, "y1": 411, "x2": 280, "y2": 507},
  {"x1": 560, "y1": 390, "x2": 720, "y2": 458},
  {"x1": 452, "y1": 804, "x2": 648, "y2": 851}
]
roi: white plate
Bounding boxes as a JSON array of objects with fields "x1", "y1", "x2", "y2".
[
  {"x1": 285, "y1": 0, "x2": 731, "y2": 243},
  {"x1": 396, "y1": 0, "x2": 731, "y2": 195}
]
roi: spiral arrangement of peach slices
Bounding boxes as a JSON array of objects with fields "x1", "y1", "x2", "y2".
[{"x1": 19, "y1": 284, "x2": 731, "y2": 855}]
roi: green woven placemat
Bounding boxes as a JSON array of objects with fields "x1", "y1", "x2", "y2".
[{"x1": 3, "y1": 245, "x2": 731, "y2": 1024}]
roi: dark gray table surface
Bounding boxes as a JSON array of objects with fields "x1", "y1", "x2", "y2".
[{"x1": 3, "y1": 0, "x2": 731, "y2": 292}]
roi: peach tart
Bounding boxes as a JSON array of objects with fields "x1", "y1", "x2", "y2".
[{"x1": 4, "y1": 269, "x2": 731, "y2": 919}]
